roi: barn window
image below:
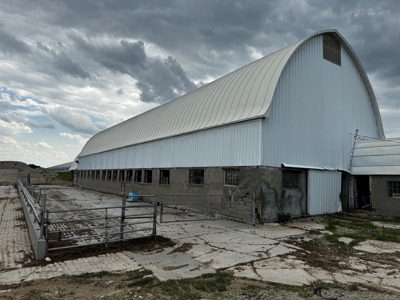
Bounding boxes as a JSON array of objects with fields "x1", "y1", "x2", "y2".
[
  {"x1": 283, "y1": 171, "x2": 299, "y2": 189},
  {"x1": 96, "y1": 171, "x2": 100, "y2": 179},
  {"x1": 107, "y1": 170, "x2": 112, "y2": 180},
  {"x1": 126, "y1": 170, "x2": 133, "y2": 181},
  {"x1": 87, "y1": 171, "x2": 91, "y2": 178},
  {"x1": 159, "y1": 170, "x2": 170, "y2": 185},
  {"x1": 119, "y1": 170, "x2": 125, "y2": 181},
  {"x1": 144, "y1": 170, "x2": 152, "y2": 183},
  {"x1": 134, "y1": 170, "x2": 142, "y2": 183},
  {"x1": 189, "y1": 169, "x2": 204, "y2": 184},
  {"x1": 225, "y1": 169, "x2": 239, "y2": 186},
  {"x1": 323, "y1": 34, "x2": 341, "y2": 66},
  {"x1": 101, "y1": 170, "x2": 106, "y2": 180},
  {"x1": 388, "y1": 181, "x2": 400, "y2": 197}
]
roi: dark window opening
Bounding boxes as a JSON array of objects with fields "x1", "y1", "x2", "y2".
[
  {"x1": 144, "y1": 170, "x2": 152, "y2": 183},
  {"x1": 283, "y1": 171, "x2": 299, "y2": 189},
  {"x1": 134, "y1": 170, "x2": 142, "y2": 183},
  {"x1": 388, "y1": 181, "x2": 400, "y2": 197},
  {"x1": 96, "y1": 171, "x2": 100, "y2": 179},
  {"x1": 189, "y1": 169, "x2": 204, "y2": 184},
  {"x1": 323, "y1": 34, "x2": 341, "y2": 66},
  {"x1": 126, "y1": 170, "x2": 133, "y2": 182},
  {"x1": 119, "y1": 170, "x2": 125, "y2": 181},
  {"x1": 112, "y1": 170, "x2": 118, "y2": 181},
  {"x1": 159, "y1": 170, "x2": 170, "y2": 185},
  {"x1": 101, "y1": 170, "x2": 106, "y2": 180},
  {"x1": 225, "y1": 169, "x2": 239, "y2": 186},
  {"x1": 107, "y1": 170, "x2": 112, "y2": 181}
]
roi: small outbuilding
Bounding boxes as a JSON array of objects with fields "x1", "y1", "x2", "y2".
[
  {"x1": 351, "y1": 138, "x2": 400, "y2": 216},
  {"x1": 73, "y1": 29, "x2": 385, "y2": 222}
]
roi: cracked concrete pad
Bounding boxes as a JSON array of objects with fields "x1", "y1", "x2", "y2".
[
  {"x1": 242, "y1": 225, "x2": 305, "y2": 240},
  {"x1": 196, "y1": 249, "x2": 257, "y2": 269},
  {"x1": 186, "y1": 243, "x2": 215, "y2": 258},
  {"x1": 307, "y1": 268, "x2": 334, "y2": 282},
  {"x1": 0, "y1": 252, "x2": 140, "y2": 285},
  {"x1": 373, "y1": 222, "x2": 400, "y2": 230},
  {"x1": 354, "y1": 240, "x2": 400, "y2": 254},
  {"x1": 268, "y1": 244, "x2": 296, "y2": 257},
  {"x1": 333, "y1": 272, "x2": 368, "y2": 285},
  {"x1": 129, "y1": 248, "x2": 215, "y2": 281},
  {"x1": 228, "y1": 265, "x2": 261, "y2": 281},
  {"x1": 253, "y1": 257, "x2": 316, "y2": 286},
  {"x1": 288, "y1": 222, "x2": 325, "y2": 231},
  {"x1": 338, "y1": 237, "x2": 353, "y2": 245}
]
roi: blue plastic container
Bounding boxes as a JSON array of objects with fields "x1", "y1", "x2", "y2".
[{"x1": 128, "y1": 191, "x2": 139, "y2": 201}]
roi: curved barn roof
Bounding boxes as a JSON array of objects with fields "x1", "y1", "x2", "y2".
[{"x1": 79, "y1": 29, "x2": 384, "y2": 157}]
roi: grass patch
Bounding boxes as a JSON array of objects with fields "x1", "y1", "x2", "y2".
[
  {"x1": 57, "y1": 172, "x2": 73, "y2": 181},
  {"x1": 325, "y1": 218, "x2": 340, "y2": 231},
  {"x1": 323, "y1": 217, "x2": 400, "y2": 246},
  {"x1": 348, "y1": 283, "x2": 358, "y2": 291},
  {"x1": 127, "y1": 271, "x2": 232, "y2": 300}
]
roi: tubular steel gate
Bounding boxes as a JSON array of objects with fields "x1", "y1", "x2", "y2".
[
  {"x1": 45, "y1": 195, "x2": 158, "y2": 251},
  {"x1": 159, "y1": 193, "x2": 257, "y2": 225}
]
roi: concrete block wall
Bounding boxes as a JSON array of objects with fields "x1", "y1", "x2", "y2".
[
  {"x1": 371, "y1": 175, "x2": 400, "y2": 217},
  {"x1": 75, "y1": 166, "x2": 306, "y2": 222}
]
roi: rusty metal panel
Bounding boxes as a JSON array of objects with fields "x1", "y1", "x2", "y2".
[
  {"x1": 308, "y1": 170, "x2": 342, "y2": 215},
  {"x1": 78, "y1": 120, "x2": 261, "y2": 170}
]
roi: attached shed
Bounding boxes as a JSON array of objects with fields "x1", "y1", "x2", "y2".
[
  {"x1": 351, "y1": 138, "x2": 400, "y2": 216},
  {"x1": 74, "y1": 29, "x2": 384, "y2": 222}
]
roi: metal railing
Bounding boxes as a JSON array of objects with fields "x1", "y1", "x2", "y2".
[
  {"x1": 159, "y1": 193, "x2": 257, "y2": 225},
  {"x1": 45, "y1": 195, "x2": 158, "y2": 251}
]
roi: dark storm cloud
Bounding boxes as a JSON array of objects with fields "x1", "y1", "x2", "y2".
[
  {"x1": 74, "y1": 37, "x2": 198, "y2": 103},
  {"x1": 0, "y1": 23, "x2": 31, "y2": 55},
  {"x1": 36, "y1": 42, "x2": 92, "y2": 80}
]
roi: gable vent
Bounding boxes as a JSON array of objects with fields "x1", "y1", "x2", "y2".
[{"x1": 323, "y1": 34, "x2": 341, "y2": 66}]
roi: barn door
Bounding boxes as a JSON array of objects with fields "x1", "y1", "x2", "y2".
[{"x1": 308, "y1": 170, "x2": 342, "y2": 215}]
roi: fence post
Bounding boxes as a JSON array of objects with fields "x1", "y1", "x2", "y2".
[
  {"x1": 252, "y1": 192, "x2": 256, "y2": 226},
  {"x1": 40, "y1": 194, "x2": 47, "y2": 239},
  {"x1": 152, "y1": 196, "x2": 158, "y2": 238},
  {"x1": 105, "y1": 208, "x2": 109, "y2": 247},
  {"x1": 37, "y1": 189, "x2": 42, "y2": 205},
  {"x1": 160, "y1": 196, "x2": 164, "y2": 224},
  {"x1": 120, "y1": 196, "x2": 126, "y2": 241}
]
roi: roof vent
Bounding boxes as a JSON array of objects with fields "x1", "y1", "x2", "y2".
[{"x1": 323, "y1": 34, "x2": 341, "y2": 66}]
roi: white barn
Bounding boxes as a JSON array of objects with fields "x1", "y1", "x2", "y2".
[{"x1": 73, "y1": 29, "x2": 384, "y2": 222}]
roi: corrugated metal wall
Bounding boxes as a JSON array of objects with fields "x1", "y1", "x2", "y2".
[
  {"x1": 78, "y1": 120, "x2": 261, "y2": 170},
  {"x1": 308, "y1": 170, "x2": 342, "y2": 215},
  {"x1": 263, "y1": 35, "x2": 380, "y2": 171}
]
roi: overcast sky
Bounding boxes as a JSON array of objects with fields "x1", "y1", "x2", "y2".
[{"x1": 0, "y1": 0, "x2": 399, "y2": 167}]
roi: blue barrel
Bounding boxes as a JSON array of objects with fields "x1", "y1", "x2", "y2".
[{"x1": 128, "y1": 191, "x2": 139, "y2": 201}]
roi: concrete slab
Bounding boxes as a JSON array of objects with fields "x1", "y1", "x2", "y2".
[
  {"x1": 241, "y1": 225, "x2": 306, "y2": 240},
  {"x1": 0, "y1": 252, "x2": 140, "y2": 285},
  {"x1": 338, "y1": 237, "x2": 353, "y2": 245},
  {"x1": 373, "y1": 221, "x2": 400, "y2": 230},
  {"x1": 228, "y1": 265, "x2": 261, "y2": 281},
  {"x1": 196, "y1": 249, "x2": 257, "y2": 269},
  {"x1": 129, "y1": 247, "x2": 215, "y2": 281},
  {"x1": 287, "y1": 222, "x2": 325, "y2": 231},
  {"x1": 354, "y1": 240, "x2": 400, "y2": 254}
]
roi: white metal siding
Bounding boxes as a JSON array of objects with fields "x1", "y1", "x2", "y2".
[
  {"x1": 308, "y1": 170, "x2": 342, "y2": 215},
  {"x1": 78, "y1": 120, "x2": 261, "y2": 170},
  {"x1": 263, "y1": 35, "x2": 381, "y2": 171}
]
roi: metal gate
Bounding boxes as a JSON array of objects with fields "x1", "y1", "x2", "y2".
[
  {"x1": 44, "y1": 195, "x2": 158, "y2": 251},
  {"x1": 159, "y1": 193, "x2": 257, "y2": 225}
]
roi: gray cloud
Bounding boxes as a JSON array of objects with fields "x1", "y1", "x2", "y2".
[
  {"x1": 36, "y1": 42, "x2": 92, "y2": 80},
  {"x1": 116, "y1": 88, "x2": 124, "y2": 95},
  {"x1": 74, "y1": 38, "x2": 198, "y2": 103},
  {"x1": 0, "y1": 100, "x2": 10, "y2": 109},
  {"x1": 0, "y1": 23, "x2": 31, "y2": 55},
  {"x1": 0, "y1": 112, "x2": 55, "y2": 129}
]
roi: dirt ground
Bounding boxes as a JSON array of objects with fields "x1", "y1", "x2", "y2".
[{"x1": 3, "y1": 183, "x2": 400, "y2": 299}]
